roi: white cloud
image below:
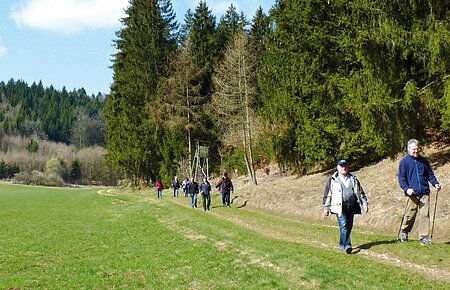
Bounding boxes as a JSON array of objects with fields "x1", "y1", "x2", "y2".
[
  {"x1": 11, "y1": 0, "x2": 129, "y2": 34},
  {"x1": 208, "y1": 1, "x2": 234, "y2": 15},
  {"x1": 0, "y1": 37, "x2": 7, "y2": 58}
]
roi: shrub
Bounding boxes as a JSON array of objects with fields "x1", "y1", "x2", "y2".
[
  {"x1": 45, "y1": 158, "x2": 66, "y2": 180},
  {"x1": 26, "y1": 139, "x2": 39, "y2": 153},
  {"x1": 69, "y1": 159, "x2": 82, "y2": 184},
  {"x1": 13, "y1": 171, "x2": 31, "y2": 184}
]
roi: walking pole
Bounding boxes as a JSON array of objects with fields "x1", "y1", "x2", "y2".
[
  {"x1": 398, "y1": 198, "x2": 410, "y2": 239},
  {"x1": 430, "y1": 189, "x2": 440, "y2": 239}
]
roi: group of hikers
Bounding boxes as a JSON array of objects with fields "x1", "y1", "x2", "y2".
[
  {"x1": 154, "y1": 172, "x2": 234, "y2": 211},
  {"x1": 155, "y1": 138, "x2": 442, "y2": 254},
  {"x1": 323, "y1": 138, "x2": 442, "y2": 254}
]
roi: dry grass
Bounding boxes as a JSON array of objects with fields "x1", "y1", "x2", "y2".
[{"x1": 232, "y1": 144, "x2": 450, "y2": 241}]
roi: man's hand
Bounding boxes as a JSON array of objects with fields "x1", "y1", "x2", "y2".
[
  {"x1": 363, "y1": 204, "x2": 369, "y2": 213},
  {"x1": 324, "y1": 209, "x2": 330, "y2": 216},
  {"x1": 406, "y1": 188, "x2": 415, "y2": 196},
  {"x1": 435, "y1": 184, "x2": 442, "y2": 192}
]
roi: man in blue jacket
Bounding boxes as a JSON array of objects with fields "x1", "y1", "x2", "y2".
[{"x1": 398, "y1": 139, "x2": 441, "y2": 245}]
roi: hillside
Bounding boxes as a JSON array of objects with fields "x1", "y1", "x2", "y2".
[{"x1": 232, "y1": 143, "x2": 450, "y2": 241}]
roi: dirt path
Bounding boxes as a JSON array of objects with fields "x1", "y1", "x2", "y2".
[{"x1": 169, "y1": 196, "x2": 450, "y2": 282}]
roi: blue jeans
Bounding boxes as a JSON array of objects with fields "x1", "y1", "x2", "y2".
[
  {"x1": 190, "y1": 193, "x2": 198, "y2": 208},
  {"x1": 173, "y1": 188, "x2": 179, "y2": 197},
  {"x1": 157, "y1": 190, "x2": 163, "y2": 199},
  {"x1": 336, "y1": 206, "x2": 355, "y2": 250}
]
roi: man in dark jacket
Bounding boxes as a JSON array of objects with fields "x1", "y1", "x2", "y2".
[
  {"x1": 200, "y1": 177, "x2": 212, "y2": 211},
  {"x1": 216, "y1": 172, "x2": 234, "y2": 207},
  {"x1": 187, "y1": 177, "x2": 199, "y2": 208},
  {"x1": 398, "y1": 139, "x2": 441, "y2": 245}
]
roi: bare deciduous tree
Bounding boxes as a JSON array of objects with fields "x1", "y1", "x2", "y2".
[{"x1": 210, "y1": 30, "x2": 259, "y2": 185}]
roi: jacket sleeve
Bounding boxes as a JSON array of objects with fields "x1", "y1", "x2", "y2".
[
  {"x1": 398, "y1": 159, "x2": 410, "y2": 195},
  {"x1": 323, "y1": 176, "x2": 332, "y2": 208},
  {"x1": 356, "y1": 178, "x2": 368, "y2": 205}
]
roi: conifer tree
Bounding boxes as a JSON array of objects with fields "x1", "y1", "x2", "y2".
[
  {"x1": 215, "y1": 4, "x2": 247, "y2": 55},
  {"x1": 157, "y1": 42, "x2": 207, "y2": 177},
  {"x1": 106, "y1": 0, "x2": 168, "y2": 183}
]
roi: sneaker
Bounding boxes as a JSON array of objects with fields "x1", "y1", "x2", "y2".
[
  {"x1": 420, "y1": 237, "x2": 432, "y2": 245},
  {"x1": 400, "y1": 232, "x2": 408, "y2": 242}
]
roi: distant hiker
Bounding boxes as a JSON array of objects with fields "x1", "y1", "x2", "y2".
[
  {"x1": 155, "y1": 180, "x2": 164, "y2": 199},
  {"x1": 187, "y1": 177, "x2": 199, "y2": 208},
  {"x1": 200, "y1": 176, "x2": 212, "y2": 211},
  {"x1": 398, "y1": 139, "x2": 441, "y2": 245},
  {"x1": 182, "y1": 177, "x2": 189, "y2": 198},
  {"x1": 172, "y1": 176, "x2": 180, "y2": 198},
  {"x1": 323, "y1": 159, "x2": 369, "y2": 254},
  {"x1": 216, "y1": 172, "x2": 234, "y2": 207}
]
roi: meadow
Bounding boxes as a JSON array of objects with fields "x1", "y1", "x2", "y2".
[{"x1": 0, "y1": 183, "x2": 448, "y2": 289}]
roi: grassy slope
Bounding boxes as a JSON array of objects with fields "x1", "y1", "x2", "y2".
[
  {"x1": 0, "y1": 183, "x2": 448, "y2": 288},
  {"x1": 232, "y1": 144, "x2": 450, "y2": 241}
]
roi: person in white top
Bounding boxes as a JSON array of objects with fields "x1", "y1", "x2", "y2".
[{"x1": 323, "y1": 159, "x2": 369, "y2": 254}]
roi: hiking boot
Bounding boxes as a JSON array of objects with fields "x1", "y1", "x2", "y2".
[
  {"x1": 420, "y1": 237, "x2": 432, "y2": 245},
  {"x1": 400, "y1": 232, "x2": 408, "y2": 243}
]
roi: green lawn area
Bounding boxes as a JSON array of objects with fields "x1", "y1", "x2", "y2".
[{"x1": 0, "y1": 183, "x2": 448, "y2": 289}]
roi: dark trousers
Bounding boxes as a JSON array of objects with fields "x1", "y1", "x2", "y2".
[
  {"x1": 222, "y1": 191, "x2": 230, "y2": 206},
  {"x1": 202, "y1": 193, "x2": 211, "y2": 210}
]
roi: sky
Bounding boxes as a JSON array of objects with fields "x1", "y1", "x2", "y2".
[{"x1": 0, "y1": 0, "x2": 275, "y2": 96}]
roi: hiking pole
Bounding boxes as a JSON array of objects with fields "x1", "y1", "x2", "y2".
[
  {"x1": 397, "y1": 198, "x2": 410, "y2": 240},
  {"x1": 430, "y1": 189, "x2": 440, "y2": 239}
]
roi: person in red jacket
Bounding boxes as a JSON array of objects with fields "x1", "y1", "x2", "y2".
[
  {"x1": 155, "y1": 180, "x2": 164, "y2": 199},
  {"x1": 216, "y1": 172, "x2": 234, "y2": 207}
]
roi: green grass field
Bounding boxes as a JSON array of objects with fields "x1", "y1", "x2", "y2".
[{"x1": 0, "y1": 183, "x2": 448, "y2": 289}]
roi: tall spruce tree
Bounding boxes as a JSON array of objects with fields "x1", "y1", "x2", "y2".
[
  {"x1": 106, "y1": 0, "x2": 168, "y2": 183},
  {"x1": 215, "y1": 4, "x2": 247, "y2": 55}
]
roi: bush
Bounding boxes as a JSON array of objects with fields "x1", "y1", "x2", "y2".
[
  {"x1": 14, "y1": 170, "x2": 64, "y2": 187},
  {"x1": 69, "y1": 159, "x2": 82, "y2": 184},
  {"x1": 26, "y1": 139, "x2": 39, "y2": 153},
  {"x1": 45, "y1": 158, "x2": 66, "y2": 180},
  {"x1": 13, "y1": 171, "x2": 31, "y2": 184}
]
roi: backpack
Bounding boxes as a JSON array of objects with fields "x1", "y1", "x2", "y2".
[{"x1": 224, "y1": 178, "x2": 232, "y2": 190}]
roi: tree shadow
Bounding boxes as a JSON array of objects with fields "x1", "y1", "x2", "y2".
[
  {"x1": 352, "y1": 239, "x2": 399, "y2": 253},
  {"x1": 237, "y1": 200, "x2": 248, "y2": 209}
]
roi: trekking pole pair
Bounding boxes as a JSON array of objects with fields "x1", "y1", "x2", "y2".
[{"x1": 398, "y1": 189, "x2": 440, "y2": 240}]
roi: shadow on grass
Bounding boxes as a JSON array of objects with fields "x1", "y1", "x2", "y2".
[
  {"x1": 237, "y1": 200, "x2": 248, "y2": 208},
  {"x1": 353, "y1": 239, "x2": 399, "y2": 253}
]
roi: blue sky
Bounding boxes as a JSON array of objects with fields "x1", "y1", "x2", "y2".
[{"x1": 0, "y1": 0, "x2": 274, "y2": 96}]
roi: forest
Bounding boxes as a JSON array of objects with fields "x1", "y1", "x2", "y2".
[
  {"x1": 1, "y1": 0, "x2": 449, "y2": 186},
  {"x1": 106, "y1": 0, "x2": 449, "y2": 185}
]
